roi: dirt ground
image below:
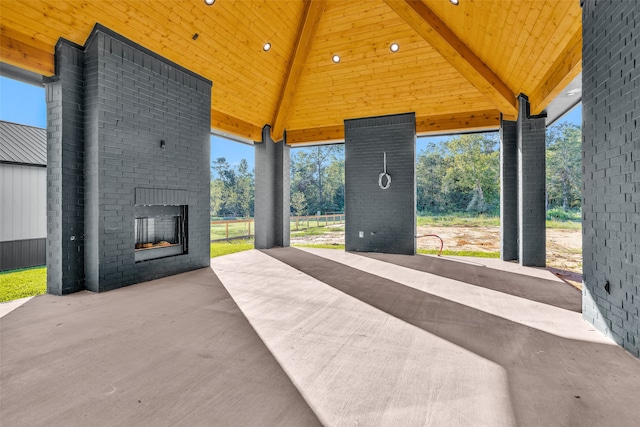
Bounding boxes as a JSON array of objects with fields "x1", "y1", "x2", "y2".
[{"x1": 291, "y1": 225, "x2": 583, "y2": 289}]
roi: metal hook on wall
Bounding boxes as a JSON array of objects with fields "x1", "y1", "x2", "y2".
[{"x1": 378, "y1": 151, "x2": 391, "y2": 190}]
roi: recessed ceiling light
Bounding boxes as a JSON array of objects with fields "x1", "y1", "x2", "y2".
[
  {"x1": 204, "y1": 0, "x2": 215, "y2": 5},
  {"x1": 390, "y1": 43, "x2": 400, "y2": 52},
  {"x1": 332, "y1": 54, "x2": 341, "y2": 63},
  {"x1": 566, "y1": 88, "x2": 581, "y2": 96},
  {"x1": 263, "y1": 42, "x2": 271, "y2": 51},
  {"x1": 450, "y1": 0, "x2": 459, "y2": 5}
]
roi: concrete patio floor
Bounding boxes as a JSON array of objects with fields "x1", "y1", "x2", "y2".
[{"x1": 2, "y1": 248, "x2": 640, "y2": 426}]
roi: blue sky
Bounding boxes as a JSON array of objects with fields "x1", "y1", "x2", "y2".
[{"x1": 1, "y1": 75, "x2": 581, "y2": 171}]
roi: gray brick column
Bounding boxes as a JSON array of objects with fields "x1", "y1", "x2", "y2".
[
  {"x1": 500, "y1": 116, "x2": 518, "y2": 261},
  {"x1": 582, "y1": 0, "x2": 640, "y2": 358},
  {"x1": 517, "y1": 95, "x2": 546, "y2": 267},
  {"x1": 254, "y1": 125, "x2": 290, "y2": 249},
  {"x1": 344, "y1": 113, "x2": 416, "y2": 255},
  {"x1": 45, "y1": 40, "x2": 85, "y2": 295}
]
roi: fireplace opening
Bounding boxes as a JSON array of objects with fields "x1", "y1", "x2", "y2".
[{"x1": 134, "y1": 205, "x2": 187, "y2": 262}]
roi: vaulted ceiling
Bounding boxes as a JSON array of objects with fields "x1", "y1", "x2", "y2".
[{"x1": 0, "y1": 0, "x2": 582, "y2": 144}]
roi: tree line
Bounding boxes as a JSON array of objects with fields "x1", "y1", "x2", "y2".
[{"x1": 210, "y1": 122, "x2": 581, "y2": 218}]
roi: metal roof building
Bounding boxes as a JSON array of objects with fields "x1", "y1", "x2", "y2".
[
  {"x1": 0, "y1": 120, "x2": 47, "y2": 271},
  {"x1": 0, "y1": 121, "x2": 47, "y2": 166}
]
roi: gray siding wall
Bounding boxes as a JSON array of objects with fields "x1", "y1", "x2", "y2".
[
  {"x1": 345, "y1": 113, "x2": 416, "y2": 255},
  {"x1": 83, "y1": 29, "x2": 211, "y2": 292},
  {"x1": 582, "y1": 0, "x2": 640, "y2": 357},
  {"x1": 0, "y1": 239, "x2": 46, "y2": 271},
  {"x1": 0, "y1": 164, "x2": 46, "y2": 241}
]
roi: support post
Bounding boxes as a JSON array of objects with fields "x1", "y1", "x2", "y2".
[
  {"x1": 517, "y1": 95, "x2": 547, "y2": 267},
  {"x1": 500, "y1": 115, "x2": 518, "y2": 261},
  {"x1": 45, "y1": 40, "x2": 86, "y2": 295},
  {"x1": 254, "y1": 125, "x2": 290, "y2": 249}
]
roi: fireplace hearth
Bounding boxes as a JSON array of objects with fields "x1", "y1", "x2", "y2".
[{"x1": 134, "y1": 205, "x2": 187, "y2": 262}]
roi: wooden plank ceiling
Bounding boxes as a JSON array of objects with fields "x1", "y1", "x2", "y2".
[{"x1": 0, "y1": 0, "x2": 582, "y2": 144}]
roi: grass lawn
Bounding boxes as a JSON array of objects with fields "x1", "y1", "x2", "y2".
[
  {"x1": 0, "y1": 266, "x2": 47, "y2": 303},
  {"x1": 546, "y1": 220, "x2": 581, "y2": 230},
  {"x1": 211, "y1": 240, "x2": 254, "y2": 258}
]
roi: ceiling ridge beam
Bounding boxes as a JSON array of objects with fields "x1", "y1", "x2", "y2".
[
  {"x1": 384, "y1": 0, "x2": 517, "y2": 116},
  {"x1": 271, "y1": 0, "x2": 326, "y2": 142},
  {"x1": 530, "y1": 28, "x2": 582, "y2": 115}
]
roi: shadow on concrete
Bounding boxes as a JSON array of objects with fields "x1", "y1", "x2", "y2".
[
  {"x1": 263, "y1": 247, "x2": 640, "y2": 426},
  {"x1": 360, "y1": 252, "x2": 581, "y2": 312},
  {"x1": 0, "y1": 267, "x2": 321, "y2": 426}
]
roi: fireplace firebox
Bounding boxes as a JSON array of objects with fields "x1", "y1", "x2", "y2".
[{"x1": 134, "y1": 205, "x2": 187, "y2": 262}]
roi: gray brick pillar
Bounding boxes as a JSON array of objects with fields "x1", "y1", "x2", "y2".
[
  {"x1": 500, "y1": 116, "x2": 518, "y2": 261},
  {"x1": 344, "y1": 113, "x2": 416, "y2": 255},
  {"x1": 517, "y1": 95, "x2": 546, "y2": 267},
  {"x1": 582, "y1": 0, "x2": 640, "y2": 358},
  {"x1": 254, "y1": 125, "x2": 290, "y2": 249},
  {"x1": 45, "y1": 40, "x2": 85, "y2": 295}
]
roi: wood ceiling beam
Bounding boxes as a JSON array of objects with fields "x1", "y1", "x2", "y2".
[
  {"x1": 0, "y1": 33, "x2": 54, "y2": 76},
  {"x1": 286, "y1": 110, "x2": 500, "y2": 145},
  {"x1": 384, "y1": 0, "x2": 517, "y2": 116},
  {"x1": 211, "y1": 109, "x2": 263, "y2": 142},
  {"x1": 530, "y1": 28, "x2": 582, "y2": 115},
  {"x1": 415, "y1": 110, "x2": 500, "y2": 135},
  {"x1": 271, "y1": 0, "x2": 326, "y2": 142},
  {"x1": 287, "y1": 124, "x2": 344, "y2": 145}
]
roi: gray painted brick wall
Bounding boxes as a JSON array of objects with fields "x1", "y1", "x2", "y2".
[
  {"x1": 500, "y1": 118, "x2": 518, "y2": 261},
  {"x1": 517, "y1": 95, "x2": 546, "y2": 267},
  {"x1": 344, "y1": 113, "x2": 416, "y2": 255},
  {"x1": 83, "y1": 29, "x2": 211, "y2": 292},
  {"x1": 275, "y1": 136, "x2": 290, "y2": 247},
  {"x1": 255, "y1": 126, "x2": 275, "y2": 249},
  {"x1": 255, "y1": 125, "x2": 289, "y2": 249},
  {"x1": 582, "y1": 0, "x2": 640, "y2": 357},
  {"x1": 46, "y1": 40, "x2": 86, "y2": 295}
]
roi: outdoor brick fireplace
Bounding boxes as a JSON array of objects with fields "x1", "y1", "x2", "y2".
[{"x1": 46, "y1": 25, "x2": 211, "y2": 294}]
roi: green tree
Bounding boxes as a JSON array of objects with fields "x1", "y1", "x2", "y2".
[
  {"x1": 324, "y1": 156, "x2": 345, "y2": 213},
  {"x1": 442, "y1": 134, "x2": 500, "y2": 214},
  {"x1": 210, "y1": 179, "x2": 224, "y2": 219},
  {"x1": 416, "y1": 132, "x2": 499, "y2": 215},
  {"x1": 416, "y1": 142, "x2": 449, "y2": 213},
  {"x1": 211, "y1": 157, "x2": 254, "y2": 218},
  {"x1": 291, "y1": 191, "x2": 307, "y2": 216},
  {"x1": 290, "y1": 145, "x2": 344, "y2": 214},
  {"x1": 546, "y1": 123, "x2": 581, "y2": 211}
]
